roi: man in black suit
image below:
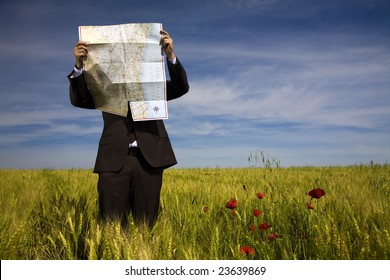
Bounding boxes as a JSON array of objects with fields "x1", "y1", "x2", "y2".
[{"x1": 68, "y1": 30, "x2": 189, "y2": 228}]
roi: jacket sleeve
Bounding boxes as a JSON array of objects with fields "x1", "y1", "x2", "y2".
[
  {"x1": 67, "y1": 72, "x2": 96, "y2": 109},
  {"x1": 166, "y1": 58, "x2": 190, "y2": 101}
]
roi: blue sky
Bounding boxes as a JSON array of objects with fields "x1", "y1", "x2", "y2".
[{"x1": 0, "y1": 0, "x2": 389, "y2": 169}]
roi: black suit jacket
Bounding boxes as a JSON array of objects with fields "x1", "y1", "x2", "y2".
[{"x1": 68, "y1": 58, "x2": 189, "y2": 172}]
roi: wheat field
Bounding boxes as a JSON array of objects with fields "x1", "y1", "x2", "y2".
[{"x1": 0, "y1": 163, "x2": 389, "y2": 260}]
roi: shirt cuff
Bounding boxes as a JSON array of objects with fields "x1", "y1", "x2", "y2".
[
  {"x1": 71, "y1": 66, "x2": 83, "y2": 78},
  {"x1": 168, "y1": 57, "x2": 177, "y2": 64}
]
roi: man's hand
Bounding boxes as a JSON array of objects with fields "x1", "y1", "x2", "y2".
[
  {"x1": 160, "y1": 30, "x2": 175, "y2": 61},
  {"x1": 74, "y1": 42, "x2": 88, "y2": 69}
]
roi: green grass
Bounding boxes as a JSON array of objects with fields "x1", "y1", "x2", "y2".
[{"x1": 0, "y1": 165, "x2": 389, "y2": 260}]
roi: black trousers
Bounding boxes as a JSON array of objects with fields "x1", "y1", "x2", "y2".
[{"x1": 97, "y1": 148, "x2": 163, "y2": 228}]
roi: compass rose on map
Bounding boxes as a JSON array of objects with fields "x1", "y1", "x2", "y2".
[{"x1": 153, "y1": 106, "x2": 160, "y2": 114}]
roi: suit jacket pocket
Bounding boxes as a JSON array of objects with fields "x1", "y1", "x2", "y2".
[{"x1": 135, "y1": 121, "x2": 168, "y2": 139}]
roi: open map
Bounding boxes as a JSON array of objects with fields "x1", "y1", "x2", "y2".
[{"x1": 78, "y1": 23, "x2": 167, "y2": 121}]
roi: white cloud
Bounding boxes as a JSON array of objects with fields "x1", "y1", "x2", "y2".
[
  {"x1": 174, "y1": 39, "x2": 390, "y2": 129},
  {"x1": 0, "y1": 105, "x2": 100, "y2": 127}
]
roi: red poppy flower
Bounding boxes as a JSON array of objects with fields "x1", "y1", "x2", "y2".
[
  {"x1": 267, "y1": 233, "x2": 282, "y2": 241},
  {"x1": 253, "y1": 209, "x2": 262, "y2": 217},
  {"x1": 306, "y1": 202, "x2": 314, "y2": 210},
  {"x1": 308, "y1": 188, "x2": 325, "y2": 199},
  {"x1": 258, "y1": 223, "x2": 272, "y2": 230},
  {"x1": 257, "y1": 192, "x2": 265, "y2": 199},
  {"x1": 240, "y1": 245, "x2": 255, "y2": 255},
  {"x1": 203, "y1": 206, "x2": 209, "y2": 212},
  {"x1": 249, "y1": 225, "x2": 256, "y2": 231},
  {"x1": 225, "y1": 198, "x2": 237, "y2": 209}
]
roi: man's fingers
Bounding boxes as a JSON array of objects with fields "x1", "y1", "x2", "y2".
[
  {"x1": 75, "y1": 41, "x2": 88, "y2": 47},
  {"x1": 160, "y1": 30, "x2": 169, "y2": 36},
  {"x1": 74, "y1": 42, "x2": 89, "y2": 59},
  {"x1": 159, "y1": 31, "x2": 172, "y2": 46},
  {"x1": 75, "y1": 49, "x2": 87, "y2": 58},
  {"x1": 160, "y1": 37, "x2": 172, "y2": 48}
]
